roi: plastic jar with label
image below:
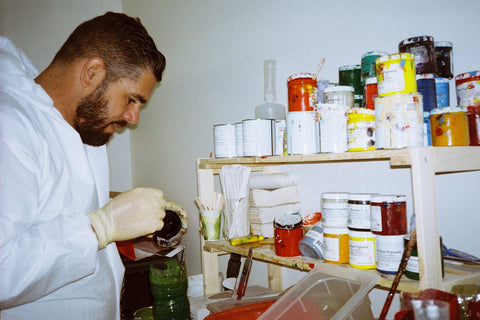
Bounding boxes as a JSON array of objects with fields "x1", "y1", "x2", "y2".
[
  {"x1": 398, "y1": 35, "x2": 437, "y2": 74},
  {"x1": 298, "y1": 222, "x2": 324, "y2": 259},
  {"x1": 430, "y1": 106, "x2": 470, "y2": 146},
  {"x1": 323, "y1": 226, "x2": 349, "y2": 264},
  {"x1": 321, "y1": 192, "x2": 349, "y2": 227},
  {"x1": 370, "y1": 195, "x2": 407, "y2": 235},
  {"x1": 323, "y1": 86, "x2": 354, "y2": 107},
  {"x1": 375, "y1": 234, "x2": 405, "y2": 274},
  {"x1": 348, "y1": 193, "x2": 374, "y2": 230},
  {"x1": 274, "y1": 213, "x2": 303, "y2": 257},
  {"x1": 349, "y1": 229, "x2": 376, "y2": 269}
]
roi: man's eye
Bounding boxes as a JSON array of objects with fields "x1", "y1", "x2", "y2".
[{"x1": 128, "y1": 98, "x2": 136, "y2": 104}]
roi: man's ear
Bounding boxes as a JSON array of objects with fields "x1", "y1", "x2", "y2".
[{"x1": 80, "y1": 57, "x2": 106, "y2": 89}]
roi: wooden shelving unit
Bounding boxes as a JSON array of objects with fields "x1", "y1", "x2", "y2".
[{"x1": 196, "y1": 147, "x2": 480, "y2": 295}]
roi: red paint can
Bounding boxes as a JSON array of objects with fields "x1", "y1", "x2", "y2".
[
  {"x1": 287, "y1": 73, "x2": 318, "y2": 112},
  {"x1": 370, "y1": 195, "x2": 407, "y2": 235},
  {"x1": 274, "y1": 213, "x2": 303, "y2": 257},
  {"x1": 468, "y1": 105, "x2": 480, "y2": 146},
  {"x1": 364, "y1": 77, "x2": 378, "y2": 110}
]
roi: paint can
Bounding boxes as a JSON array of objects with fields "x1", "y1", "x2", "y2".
[
  {"x1": 374, "y1": 92, "x2": 424, "y2": 149},
  {"x1": 213, "y1": 123, "x2": 237, "y2": 158},
  {"x1": 349, "y1": 229, "x2": 376, "y2": 269},
  {"x1": 347, "y1": 107, "x2": 375, "y2": 151},
  {"x1": 323, "y1": 86, "x2": 354, "y2": 107},
  {"x1": 321, "y1": 192, "x2": 349, "y2": 227},
  {"x1": 430, "y1": 106, "x2": 470, "y2": 146},
  {"x1": 376, "y1": 53, "x2": 417, "y2": 96},
  {"x1": 242, "y1": 119, "x2": 273, "y2": 156},
  {"x1": 468, "y1": 105, "x2": 480, "y2": 146},
  {"x1": 286, "y1": 111, "x2": 319, "y2": 155},
  {"x1": 375, "y1": 234, "x2": 405, "y2": 274},
  {"x1": 404, "y1": 235, "x2": 444, "y2": 280},
  {"x1": 416, "y1": 73, "x2": 437, "y2": 112},
  {"x1": 361, "y1": 50, "x2": 388, "y2": 85},
  {"x1": 435, "y1": 77, "x2": 450, "y2": 108},
  {"x1": 287, "y1": 73, "x2": 318, "y2": 112},
  {"x1": 274, "y1": 213, "x2": 303, "y2": 257},
  {"x1": 317, "y1": 103, "x2": 348, "y2": 153},
  {"x1": 398, "y1": 35, "x2": 437, "y2": 74},
  {"x1": 234, "y1": 122, "x2": 243, "y2": 157},
  {"x1": 298, "y1": 222, "x2": 324, "y2": 259},
  {"x1": 273, "y1": 119, "x2": 286, "y2": 156},
  {"x1": 435, "y1": 41, "x2": 454, "y2": 79},
  {"x1": 364, "y1": 77, "x2": 378, "y2": 110},
  {"x1": 370, "y1": 195, "x2": 407, "y2": 236},
  {"x1": 348, "y1": 193, "x2": 374, "y2": 230},
  {"x1": 323, "y1": 226, "x2": 349, "y2": 264},
  {"x1": 423, "y1": 111, "x2": 431, "y2": 146},
  {"x1": 455, "y1": 70, "x2": 480, "y2": 107},
  {"x1": 339, "y1": 65, "x2": 363, "y2": 107}
]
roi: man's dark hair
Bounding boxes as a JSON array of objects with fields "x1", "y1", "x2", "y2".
[{"x1": 53, "y1": 11, "x2": 166, "y2": 83}]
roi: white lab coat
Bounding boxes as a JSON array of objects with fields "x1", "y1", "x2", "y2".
[{"x1": 0, "y1": 36, "x2": 125, "y2": 319}]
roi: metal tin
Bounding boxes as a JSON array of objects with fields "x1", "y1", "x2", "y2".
[
  {"x1": 323, "y1": 226, "x2": 349, "y2": 264},
  {"x1": 435, "y1": 41, "x2": 454, "y2": 79},
  {"x1": 416, "y1": 73, "x2": 437, "y2": 112},
  {"x1": 274, "y1": 213, "x2": 303, "y2": 257},
  {"x1": 274, "y1": 119, "x2": 286, "y2": 156},
  {"x1": 435, "y1": 77, "x2": 450, "y2": 108},
  {"x1": 286, "y1": 111, "x2": 319, "y2": 155},
  {"x1": 468, "y1": 105, "x2": 480, "y2": 146},
  {"x1": 234, "y1": 122, "x2": 243, "y2": 157},
  {"x1": 399, "y1": 35, "x2": 437, "y2": 74},
  {"x1": 364, "y1": 77, "x2": 378, "y2": 110},
  {"x1": 370, "y1": 195, "x2": 407, "y2": 235},
  {"x1": 374, "y1": 92, "x2": 424, "y2": 149},
  {"x1": 323, "y1": 85, "x2": 354, "y2": 107},
  {"x1": 213, "y1": 123, "x2": 237, "y2": 158},
  {"x1": 347, "y1": 107, "x2": 375, "y2": 152},
  {"x1": 321, "y1": 192, "x2": 349, "y2": 227},
  {"x1": 361, "y1": 50, "x2": 388, "y2": 85},
  {"x1": 455, "y1": 70, "x2": 480, "y2": 107},
  {"x1": 376, "y1": 53, "x2": 417, "y2": 96},
  {"x1": 317, "y1": 103, "x2": 348, "y2": 153},
  {"x1": 375, "y1": 234, "x2": 405, "y2": 274},
  {"x1": 298, "y1": 222, "x2": 324, "y2": 259},
  {"x1": 339, "y1": 65, "x2": 363, "y2": 107},
  {"x1": 348, "y1": 193, "x2": 374, "y2": 230},
  {"x1": 349, "y1": 229, "x2": 376, "y2": 269},
  {"x1": 430, "y1": 106, "x2": 470, "y2": 146},
  {"x1": 287, "y1": 73, "x2": 318, "y2": 112},
  {"x1": 242, "y1": 119, "x2": 273, "y2": 156}
]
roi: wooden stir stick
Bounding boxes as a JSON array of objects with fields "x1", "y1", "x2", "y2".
[{"x1": 378, "y1": 228, "x2": 417, "y2": 320}]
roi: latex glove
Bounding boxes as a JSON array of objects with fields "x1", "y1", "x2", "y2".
[{"x1": 87, "y1": 187, "x2": 166, "y2": 249}]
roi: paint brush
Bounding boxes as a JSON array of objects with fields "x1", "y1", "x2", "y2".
[{"x1": 236, "y1": 247, "x2": 254, "y2": 300}]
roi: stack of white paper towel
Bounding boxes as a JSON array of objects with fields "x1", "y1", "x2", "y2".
[{"x1": 249, "y1": 173, "x2": 301, "y2": 238}]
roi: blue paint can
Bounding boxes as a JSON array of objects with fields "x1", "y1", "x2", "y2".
[
  {"x1": 416, "y1": 74, "x2": 437, "y2": 112},
  {"x1": 435, "y1": 77, "x2": 450, "y2": 108},
  {"x1": 423, "y1": 111, "x2": 431, "y2": 146}
]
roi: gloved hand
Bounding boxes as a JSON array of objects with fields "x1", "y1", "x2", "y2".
[{"x1": 87, "y1": 187, "x2": 166, "y2": 249}]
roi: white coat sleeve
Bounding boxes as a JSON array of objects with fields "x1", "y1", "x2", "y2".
[{"x1": 0, "y1": 97, "x2": 100, "y2": 309}]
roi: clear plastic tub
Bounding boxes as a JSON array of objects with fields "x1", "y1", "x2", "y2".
[{"x1": 258, "y1": 264, "x2": 379, "y2": 320}]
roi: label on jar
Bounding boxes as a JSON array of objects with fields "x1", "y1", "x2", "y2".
[
  {"x1": 406, "y1": 255, "x2": 419, "y2": 273},
  {"x1": 370, "y1": 205, "x2": 382, "y2": 232},
  {"x1": 348, "y1": 202, "x2": 372, "y2": 229},
  {"x1": 323, "y1": 202, "x2": 348, "y2": 227},
  {"x1": 349, "y1": 232, "x2": 376, "y2": 268}
]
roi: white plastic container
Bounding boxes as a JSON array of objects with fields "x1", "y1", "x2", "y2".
[
  {"x1": 286, "y1": 111, "x2": 319, "y2": 155},
  {"x1": 318, "y1": 103, "x2": 348, "y2": 153}
]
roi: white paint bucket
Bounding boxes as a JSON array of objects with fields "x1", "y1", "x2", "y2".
[{"x1": 286, "y1": 111, "x2": 319, "y2": 155}]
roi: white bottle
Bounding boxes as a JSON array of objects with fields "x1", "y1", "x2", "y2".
[{"x1": 255, "y1": 59, "x2": 286, "y2": 120}]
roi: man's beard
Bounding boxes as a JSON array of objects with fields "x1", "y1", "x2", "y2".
[{"x1": 75, "y1": 81, "x2": 127, "y2": 146}]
